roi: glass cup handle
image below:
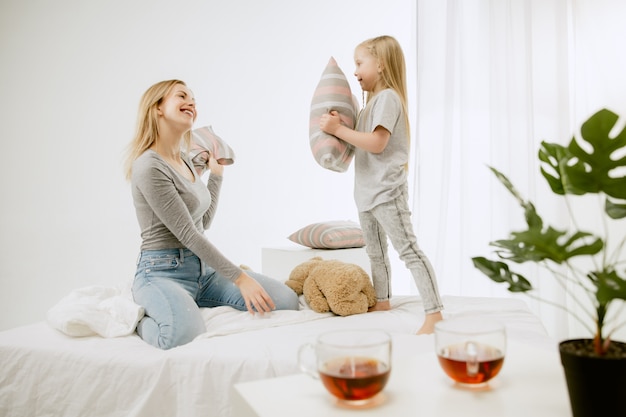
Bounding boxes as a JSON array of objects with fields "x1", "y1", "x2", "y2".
[
  {"x1": 297, "y1": 343, "x2": 319, "y2": 379},
  {"x1": 465, "y1": 341, "x2": 479, "y2": 376}
]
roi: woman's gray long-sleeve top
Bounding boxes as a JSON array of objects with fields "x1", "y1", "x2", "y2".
[{"x1": 131, "y1": 150, "x2": 241, "y2": 282}]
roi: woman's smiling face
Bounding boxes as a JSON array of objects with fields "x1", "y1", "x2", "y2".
[{"x1": 158, "y1": 83, "x2": 197, "y2": 130}]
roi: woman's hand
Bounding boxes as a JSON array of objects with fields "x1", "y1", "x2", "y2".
[
  {"x1": 208, "y1": 154, "x2": 224, "y2": 176},
  {"x1": 319, "y1": 110, "x2": 341, "y2": 135},
  {"x1": 234, "y1": 272, "x2": 276, "y2": 314}
]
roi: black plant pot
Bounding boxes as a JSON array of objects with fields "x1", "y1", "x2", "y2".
[{"x1": 559, "y1": 339, "x2": 626, "y2": 417}]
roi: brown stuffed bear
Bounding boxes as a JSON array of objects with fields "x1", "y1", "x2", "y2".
[{"x1": 285, "y1": 257, "x2": 377, "y2": 316}]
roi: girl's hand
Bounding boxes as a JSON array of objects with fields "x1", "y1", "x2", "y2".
[
  {"x1": 319, "y1": 110, "x2": 341, "y2": 135},
  {"x1": 208, "y1": 154, "x2": 224, "y2": 176},
  {"x1": 234, "y1": 272, "x2": 276, "y2": 314}
]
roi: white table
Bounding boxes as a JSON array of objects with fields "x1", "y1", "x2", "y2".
[{"x1": 232, "y1": 336, "x2": 571, "y2": 417}]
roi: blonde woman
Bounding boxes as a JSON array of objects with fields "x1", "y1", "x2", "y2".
[
  {"x1": 125, "y1": 80, "x2": 298, "y2": 349},
  {"x1": 320, "y1": 36, "x2": 444, "y2": 334}
]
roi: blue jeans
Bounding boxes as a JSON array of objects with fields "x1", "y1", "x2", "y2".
[
  {"x1": 358, "y1": 186, "x2": 444, "y2": 314},
  {"x1": 132, "y1": 248, "x2": 299, "y2": 349}
]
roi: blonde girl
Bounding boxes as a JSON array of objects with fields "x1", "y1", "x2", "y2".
[{"x1": 320, "y1": 36, "x2": 444, "y2": 334}]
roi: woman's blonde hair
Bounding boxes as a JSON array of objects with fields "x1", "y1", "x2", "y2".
[
  {"x1": 123, "y1": 79, "x2": 192, "y2": 180},
  {"x1": 358, "y1": 35, "x2": 410, "y2": 139}
]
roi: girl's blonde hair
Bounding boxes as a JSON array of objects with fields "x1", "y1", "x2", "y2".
[
  {"x1": 358, "y1": 35, "x2": 410, "y2": 140},
  {"x1": 123, "y1": 79, "x2": 192, "y2": 180}
]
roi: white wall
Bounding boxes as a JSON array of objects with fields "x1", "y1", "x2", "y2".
[{"x1": 0, "y1": 0, "x2": 414, "y2": 331}]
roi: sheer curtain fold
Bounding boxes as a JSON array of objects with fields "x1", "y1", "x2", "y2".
[{"x1": 413, "y1": 0, "x2": 626, "y2": 339}]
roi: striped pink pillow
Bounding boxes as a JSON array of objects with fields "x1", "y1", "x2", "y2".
[
  {"x1": 288, "y1": 221, "x2": 365, "y2": 249},
  {"x1": 309, "y1": 57, "x2": 359, "y2": 173}
]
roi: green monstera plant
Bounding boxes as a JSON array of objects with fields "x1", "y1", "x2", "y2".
[{"x1": 472, "y1": 108, "x2": 626, "y2": 357}]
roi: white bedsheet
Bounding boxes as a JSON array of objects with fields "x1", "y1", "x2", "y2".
[{"x1": 0, "y1": 295, "x2": 555, "y2": 417}]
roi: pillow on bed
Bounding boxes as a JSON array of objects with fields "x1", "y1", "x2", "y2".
[
  {"x1": 190, "y1": 126, "x2": 235, "y2": 175},
  {"x1": 288, "y1": 221, "x2": 365, "y2": 249},
  {"x1": 309, "y1": 57, "x2": 359, "y2": 173}
]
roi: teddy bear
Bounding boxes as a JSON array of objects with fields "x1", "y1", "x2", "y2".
[{"x1": 285, "y1": 257, "x2": 377, "y2": 316}]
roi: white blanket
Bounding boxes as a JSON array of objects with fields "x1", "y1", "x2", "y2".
[
  {"x1": 46, "y1": 285, "x2": 144, "y2": 338},
  {"x1": 45, "y1": 284, "x2": 337, "y2": 340}
]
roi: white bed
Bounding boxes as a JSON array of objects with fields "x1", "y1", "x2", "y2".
[{"x1": 0, "y1": 293, "x2": 554, "y2": 417}]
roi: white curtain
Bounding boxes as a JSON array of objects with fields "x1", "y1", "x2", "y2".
[{"x1": 412, "y1": 0, "x2": 626, "y2": 340}]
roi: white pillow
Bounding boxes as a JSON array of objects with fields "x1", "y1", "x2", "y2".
[{"x1": 190, "y1": 126, "x2": 235, "y2": 175}]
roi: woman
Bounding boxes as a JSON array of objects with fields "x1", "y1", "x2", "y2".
[{"x1": 124, "y1": 79, "x2": 299, "y2": 349}]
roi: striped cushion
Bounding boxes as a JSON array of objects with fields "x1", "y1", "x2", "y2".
[
  {"x1": 288, "y1": 221, "x2": 365, "y2": 249},
  {"x1": 190, "y1": 126, "x2": 235, "y2": 175},
  {"x1": 309, "y1": 57, "x2": 358, "y2": 173}
]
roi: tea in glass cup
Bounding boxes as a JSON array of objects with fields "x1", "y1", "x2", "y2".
[
  {"x1": 298, "y1": 329, "x2": 391, "y2": 406},
  {"x1": 435, "y1": 317, "x2": 506, "y2": 387}
]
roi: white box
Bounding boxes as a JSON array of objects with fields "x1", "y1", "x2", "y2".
[{"x1": 261, "y1": 245, "x2": 369, "y2": 282}]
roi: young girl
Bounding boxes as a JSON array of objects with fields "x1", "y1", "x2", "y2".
[
  {"x1": 124, "y1": 79, "x2": 299, "y2": 349},
  {"x1": 319, "y1": 36, "x2": 444, "y2": 334}
]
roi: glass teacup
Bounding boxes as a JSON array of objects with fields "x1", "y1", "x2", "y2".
[
  {"x1": 298, "y1": 329, "x2": 391, "y2": 406},
  {"x1": 435, "y1": 317, "x2": 506, "y2": 387}
]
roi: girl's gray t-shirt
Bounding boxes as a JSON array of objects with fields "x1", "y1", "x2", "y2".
[
  {"x1": 354, "y1": 88, "x2": 409, "y2": 212},
  {"x1": 131, "y1": 150, "x2": 241, "y2": 282}
]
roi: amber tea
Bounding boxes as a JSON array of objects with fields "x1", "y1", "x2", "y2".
[
  {"x1": 298, "y1": 329, "x2": 391, "y2": 406},
  {"x1": 435, "y1": 317, "x2": 506, "y2": 387},
  {"x1": 319, "y1": 356, "x2": 390, "y2": 401},
  {"x1": 437, "y1": 342, "x2": 504, "y2": 384}
]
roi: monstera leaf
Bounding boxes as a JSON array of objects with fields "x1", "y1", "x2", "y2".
[
  {"x1": 488, "y1": 167, "x2": 603, "y2": 264},
  {"x1": 471, "y1": 257, "x2": 532, "y2": 292},
  {"x1": 492, "y1": 228, "x2": 603, "y2": 264},
  {"x1": 539, "y1": 109, "x2": 626, "y2": 208},
  {"x1": 606, "y1": 198, "x2": 626, "y2": 219},
  {"x1": 538, "y1": 142, "x2": 572, "y2": 195},
  {"x1": 594, "y1": 270, "x2": 626, "y2": 304}
]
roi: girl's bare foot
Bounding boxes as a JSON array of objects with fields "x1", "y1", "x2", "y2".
[
  {"x1": 368, "y1": 300, "x2": 391, "y2": 312},
  {"x1": 416, "y1": 311, "x2": 443, "y2": 335}
]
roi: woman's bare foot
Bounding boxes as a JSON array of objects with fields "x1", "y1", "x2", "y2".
[
  {"x1": 416, "y1": 311, "x2": 443, "y2": 335},
  {"x1": 368, "y1": 300, "x2": 391, "y2": 312}
]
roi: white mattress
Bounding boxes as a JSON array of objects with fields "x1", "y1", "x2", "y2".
[{"x1": 0, "y1": 295, "x2": 554, "y2": 417}]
